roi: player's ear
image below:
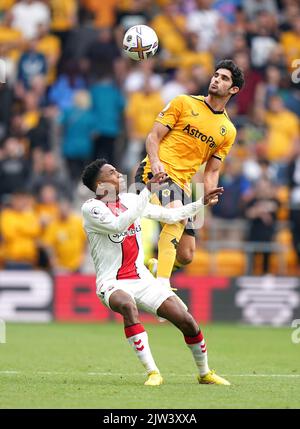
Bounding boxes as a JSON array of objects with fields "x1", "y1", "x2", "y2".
[
  {"x1": 229, "y1": 86, "x2": 239, "y2": 96},
  {"x1": 96, "y1": 181, "x2": 105, "y2": 195}
]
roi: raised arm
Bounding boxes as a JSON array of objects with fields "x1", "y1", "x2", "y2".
[
  {"x1": 82, "y1": 188, "x2": 151, "y2": 234},
  {"x1": 144, "y1": 187, "x2": 224, "y2": 223},
  {"x1": 146, "y1": 122, "x2": 170, "y2": 174}
]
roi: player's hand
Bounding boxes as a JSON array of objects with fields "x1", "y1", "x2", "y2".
[
  {"x1": 150, "y1": 159, "x2": 166, "y2": 175},
  {"x1": 203, "y1": 187, "x2": 224, "y2": 206},
  {"x1": 146, "y1": 172, "x2": 169, "y2": 191}
]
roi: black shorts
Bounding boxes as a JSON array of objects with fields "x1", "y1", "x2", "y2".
[{"x1": 134, "y1": 165, "x2": 196, "y2": 237}]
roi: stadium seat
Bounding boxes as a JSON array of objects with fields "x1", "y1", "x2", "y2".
[
  {"x1": 214, "y1": 250, "x2": 247, "y2": 276},
  {"x1": 185, "y1": 249, "x2": 211, "y2": 275}
]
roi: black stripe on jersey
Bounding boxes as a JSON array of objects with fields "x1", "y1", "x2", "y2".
[
  {"x1": 212, "y1": 154, "x2": 222, "y2": 161},
  {"x1": 189, "y1": 96, "x2": 224, "y2": 114},
  {"x1": 166, "y1": 124, "x2": 172, "y2": 130}
]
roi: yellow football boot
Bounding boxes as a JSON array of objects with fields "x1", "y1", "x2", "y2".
[
  {"x1": 144, "y1": 371, "x2": 164, "y2": 386},
  {"x1": 148, "y1": 258, "x2": 178, "y2": 291},
  {"x1": 198, "y1": 370, "x2": 231, "y2": 385}
]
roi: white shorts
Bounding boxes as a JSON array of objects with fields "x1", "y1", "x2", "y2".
[{"x1": 96, "y1": 276, "x2": 176, "y2": 316}]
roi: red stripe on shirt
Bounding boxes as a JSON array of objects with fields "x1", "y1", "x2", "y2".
[{"x1": 106, "y1": 200, "x2": 140, "y2": 280}]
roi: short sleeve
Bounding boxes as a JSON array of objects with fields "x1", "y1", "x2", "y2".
[
  {"x1": 155, "y1": 95, "x2": 184, "y2": 129},
  {"x1": 213, "y1": 126, "x2": 237, "y2": 162}
]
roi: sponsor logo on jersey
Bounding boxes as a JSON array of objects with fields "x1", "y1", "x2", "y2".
[
  {"x1": 162, "y1": 189, "x2": 171, "y2": 197},
  {"x1": 220, "y1": 125, "x2": 227, "y2": 136},
  {"x1": 191, "y1": 110, "x2": 199, "y2": 116},
  {"x1": 182, "y1": 124, "x2": 217, "y2": 148},
  {"x1": 108, "y1": 225, "x2": 142, "y2": 243}
]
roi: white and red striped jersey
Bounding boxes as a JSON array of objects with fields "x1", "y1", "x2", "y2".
[{"x1": 81, "y1": 188, "x2": 204, "y2": 286}]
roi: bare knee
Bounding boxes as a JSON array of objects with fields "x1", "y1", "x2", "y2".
[
  {"x1": 176, "y1": 247, "x2": 195, "y2": 265},
  {"x1": 177, "y1": 312, "x2": 199, "y2": 336},
  {"x1": 119, "y1": 301, "x2": 138, "y2": 319}
]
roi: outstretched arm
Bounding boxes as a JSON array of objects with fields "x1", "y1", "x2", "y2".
[
  {"x1": 143, "y1": 187, "x2": 224, "y2": 224},
  {"x1": 146, "y1": 122, "x2": 170, "y2": 175}
]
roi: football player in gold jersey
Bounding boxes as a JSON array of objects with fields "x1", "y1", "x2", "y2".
[{"x1": 135, "y1": 60, "x2": 245, "y2": 288}]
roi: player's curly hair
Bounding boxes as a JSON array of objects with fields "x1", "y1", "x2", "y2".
[
  {"x1": 81, "y1": 158, "x2": 107, "y2": 192},
  {"x1": 215, "y1": 59, "x2": 245, "y2": 90}
]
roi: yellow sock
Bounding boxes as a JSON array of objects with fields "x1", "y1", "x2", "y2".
[{"x1": 157, "y1": 222, "x2": 185, "y2": 279}]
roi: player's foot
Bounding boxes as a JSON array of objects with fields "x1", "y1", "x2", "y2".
[
  {"x1": 198, "y1": 370, "x2": 230, "y2": 385},
  {"x1": 144, "y1": 371, "x2": 163, "y2": 386},
  {"x1": 148, "y1": 258, "x2": 177, "y2": 291}
]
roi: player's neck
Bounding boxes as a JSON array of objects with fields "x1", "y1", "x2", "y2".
[
  {"x1": 96, "y1": 194, "x2": 120, "y2": 203},
  {"x1": 204, "y1": 95, "x2": 229, "y2": 113}
]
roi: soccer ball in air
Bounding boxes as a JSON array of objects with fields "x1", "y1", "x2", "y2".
[{"x1": 123, "y1": 25, "x2": 159, "y2": 61}]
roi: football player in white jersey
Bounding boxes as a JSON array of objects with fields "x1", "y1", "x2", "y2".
[{"x1": 81, "y1": 159, "x2": 230, "y2": 386}]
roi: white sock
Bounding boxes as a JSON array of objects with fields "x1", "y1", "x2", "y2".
[
  {"x1": 184, "y1": 331, "x2": 210, "y2": 376},
  {"x1": 125, "y1": 323, "x2": 159, "y2": 374}
]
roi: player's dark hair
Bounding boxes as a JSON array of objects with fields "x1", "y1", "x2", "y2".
[
  {"x1": 215, "y1": 59, "x2": 245, "y2": 91},
  {"x1": 81, "y1": 159, "x2": 107, "y2": 192}
]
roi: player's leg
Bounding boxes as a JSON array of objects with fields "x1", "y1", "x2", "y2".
[
  {"x1": 108, "y1": 290, "x2": 163, "y2": 386},
  {"x1": 173, "y1": 230, "x2": 196, "y2": 271},
  {"x1": 157, "y1": 297, "x2": 230, "y2": 385},
  {"x1": 156, "y1": 201, "x2": 186, "y2": 283}
]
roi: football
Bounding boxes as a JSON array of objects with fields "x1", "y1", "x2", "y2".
[{"x1": 122, "y1": 25, "x2": 159, "y2": 61}]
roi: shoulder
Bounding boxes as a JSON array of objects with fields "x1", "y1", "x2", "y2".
[
  {"x1": 223, "y1": 112, "x2": 237, "y2": 136},
  {"x1": 81, "y1": 198, "x2": 108, "y2": 217}
]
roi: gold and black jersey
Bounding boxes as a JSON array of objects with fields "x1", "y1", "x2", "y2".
[{"x1": 139, "y1": 94, "x2": 237, "y2": 193}]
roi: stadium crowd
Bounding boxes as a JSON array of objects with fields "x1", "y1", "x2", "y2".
[{"x1": 0, "y1": 0, "x2": 299, "y2": 276}]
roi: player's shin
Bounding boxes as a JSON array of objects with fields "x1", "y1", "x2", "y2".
[
  {"x1": 184, "y1": 330, "x2": 210, "y2": 376},
  {"x1": 157, "y1": 223, "x2": 185, "y2": 279},
  {"x1": 124, "y1": 323, "x2": 160, "y2": 374}
]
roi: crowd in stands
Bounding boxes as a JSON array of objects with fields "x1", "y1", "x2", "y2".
[{"x1": 0, "y1": 0, "x2": 299, "y2": 276}]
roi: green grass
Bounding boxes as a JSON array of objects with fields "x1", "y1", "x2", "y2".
[{"x1": 0, "y1": 322, "x2": 300, "y2": 409}]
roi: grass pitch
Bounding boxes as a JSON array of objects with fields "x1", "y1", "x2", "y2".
[{"x1": 0, "y1": 322, "x2": 299, "y2": 409}]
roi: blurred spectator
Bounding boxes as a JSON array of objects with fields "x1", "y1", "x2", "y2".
[
  {"x1": 84, "y1": 27, "x2": 120, "y2": 79},
  {"x1": 242, "y1": 0, "x2": 278, "y2": 21},
  {"x1": 48, "y1": 60, "x2": 86, "y2": 111},
  {"x1": 80, "y1": 0, "x2": 118, "y2": 29},
  {"x1": 0, "y1": 189, "x2": 41, "y2": 269},
  {"x1": 28, "y1": 150, "x2": 72, "y2": 198},
  {"x1": 124, "y1": 58, "x2": 163, "y2": 93},
  {"x1": 17, "y1": 37, "x2": 47, "y2": 90},
  {"x1": 264, "y1": 95, "x2": 299, "y2": 165},
  {"x1": 42, "y1": 198, "x2": 86, "y2": 273},
  {"x1": 233, "y1": 51, "x2": 263, "y2": 115},
  {"x1": 35, "y1": 184, "x2": 59, "y2": 231},
  {"x1": 124, "y1": 77, "x2": 164, "y2": 173},
  {"x1": 7, "y1": 0, "x2": 50, "y2": 40},
  {"x1": 59, "y1": 90, "x2": 97, "y2": 183},
  {"x1": 255, "y1": 65, "x2": 283, "y2": 109},
  {"x1": 280, "y1": 14, "x2": 300, "y2": 72},
  {"x1": 287, "y1": 144, "x2": 300, "y2": 272},
  {"x1": 0, "y1": 137, "x2": 30, "y2": 203},
  {"x1": 248, "y1": 10, "x2": 279, "y2": 69},
  {"x1": 90, "y1": 65, "x2": 125, "y2": 164},
  {"x1": 35, "y1": 23, "x2": 61, "y2": 86},
  {"x1": 0, "y1": 83, "x2": 14, "y2": 139},
  {"x1": 49, "y1": 0, "x2": 77, "y2": 50},
  {"x1": 186, "y1": 0, "x2": 223, "y2": 52},
  {"x1": 212, "y1": 157, "x2": 251, "y2": 240},
  {"x1": 160, "y1": 68, "x2": 189, "y2": 103},
  {"x1": 244, "y1": 178, "x2": 280, "y2": 274},
  {"x1": 151, "y1": 1, "x2": 188, "y2": 67}
]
